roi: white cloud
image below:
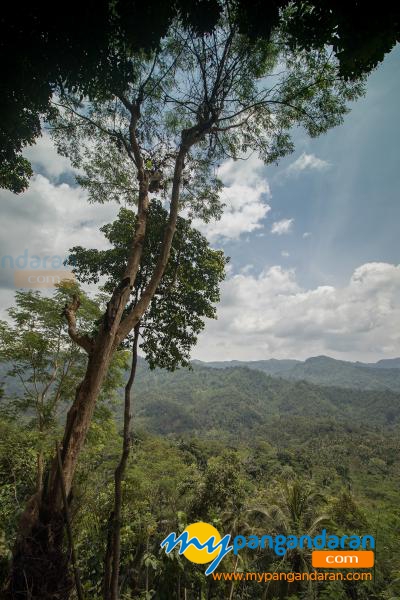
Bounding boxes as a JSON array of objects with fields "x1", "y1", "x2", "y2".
[
  {"x1": 240, "y1": 264, "x2": 254, "y2": 274},
  {"x1": 271, "y1": 218, "x2": 294, "y2": 235},
  {"x1": 23, "y1": 132, "x2": 75, "y2": 179},
  {"x1": 302, "y1": 232, "x2": 311, "y2": 238},
  {"x1": 0, "y1": 174, "x2": 120, "y2": 299},
  {"x1": 194, "y1": 262, "x2": 400, "y2": 361},
  {"x1": 287, "y1": 152, "x2": 330, "y2": 174},
  {"x1": 281, "y1": 251, "x2": 290, "y2": 257},
  {"x1": 193, "y1": 156, "x2": 271, "y2": 242}
]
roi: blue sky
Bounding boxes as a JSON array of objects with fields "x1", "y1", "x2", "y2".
[
  {"x1": 0, "y1": 46, "x2": 399, "y2": 362},
  {"x1": 218, "y1": 46, "x2": 400, "y2": 290}
]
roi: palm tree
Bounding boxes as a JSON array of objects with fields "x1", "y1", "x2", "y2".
[
  {"x1": 251, "y1": 478, "x2": 331, "y2": 599},
  {"x1": 219, "y1": 506, "x2": 254, "y2": 600}
]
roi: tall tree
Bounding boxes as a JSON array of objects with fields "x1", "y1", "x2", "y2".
[
  {"x1": 0, "y1": 285, "x2": 127, "y2": 494},
  {"x1": 8, "y1": 7, "x2": 365, "y2": 598},
  {"x1": 67, "y1": 202, "x2": 226, "y2": 599}
]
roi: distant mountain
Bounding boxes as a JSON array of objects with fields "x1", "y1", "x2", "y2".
[
  {"x1": 2, "y1": 356, "x2": 400, "y2": 438},
  {"x1": 193, "y1": 355, "x2": 400, "y2": 391},
  {"x1": 193, "y1": 358, "x2": 301, "y2": 375},
  {"x1": 131, "y1": 363, "x2": 400, "y2": 437},
  {"x1": 361, "y1": 358, "x2": 400, "y2": 370}
]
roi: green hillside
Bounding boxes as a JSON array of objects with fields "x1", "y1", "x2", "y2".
[
  {"x1": 131, "y1": 363, "x2": 400, "y2": 436},
  {"x1": 194, "y1": 355, "x2": 400, "y2": 391},
  {"x1": 2, "y1": 358, "x2": 400, "y2": 598}
]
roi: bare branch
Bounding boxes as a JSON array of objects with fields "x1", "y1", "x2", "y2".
[{"x1": 118, "y1": 94, "x2": 145, "y2": 173}]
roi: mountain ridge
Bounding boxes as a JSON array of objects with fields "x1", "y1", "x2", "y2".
[
  {"x1": 132, "y1": 362, "x2": 400, "y2": 437},
  {"x1": 191, "y1": 355, "x2": 400, "y2": 391}
]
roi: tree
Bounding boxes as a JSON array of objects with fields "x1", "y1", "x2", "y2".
[
  {"x1": 67, "y1": 200, "x2": 227, "y2": 370},
  {"x1": 0, "y1": 285, "x2": 128, "y2": 599},
  {"x1": 103, "y1": 326, "x2": 140, "y2": 600},
  {"x1": 8, "y1": 7, "x2": 365, "y2": 598},
  {"x1": 68, "y1": 202, "x2": 226, "y2": 599},
  {"x1": 0, "y1": 285, "x2": 126, "y2": 494},
  {"x1": 255, "y1": 478, "x2": 330, "y2": 598},
  {"x1": 1, "y1": 0, "x2": 399, "y2": 192}
]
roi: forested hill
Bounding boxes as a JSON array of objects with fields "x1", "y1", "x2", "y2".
[
  {"x1": 131, "y1": 362, "x2": 400, "y2": 437},
  {"x1": 2, "y1": 356, "x2": 400, "y2": 437},
  {"x1": 193, "y1": 355, "x2": 400, "y2": 391}
]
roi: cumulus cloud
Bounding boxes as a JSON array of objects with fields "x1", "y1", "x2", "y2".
[
  {"x1": 0, "y1": 174, "x2": 120, "y2": 295},
  {"x1": 193, "y1": 156, "x2": 271, "y2": 242},
  {"x1": 302, "y1": 232, "x2": 311, "y2": 238},
  {"x1": 23, "y1": 132, "x2": 75, "y2": 179},
  {"x1": 194, "y1": 262, "x2": 400, "y2": 361},
  {"x1": 287, "y1": 152, "x2": 330, "y2": 174},
  {"x1": 271, "y1": 218, "x2": 294, "y2": 235}
]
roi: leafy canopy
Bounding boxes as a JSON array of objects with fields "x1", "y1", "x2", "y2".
[
  {"x1": 52, "y1": 12, "x2": 365, "y2": 228},
  {"x1": 0, "y1": 284, "x2": 128, "y2": 428},
  {"x1": 67, "y1": 201, "x2": 227, "y2": 369},
  {"x1": 2, "y1": 0, "x2": 398, "y2": 192}
]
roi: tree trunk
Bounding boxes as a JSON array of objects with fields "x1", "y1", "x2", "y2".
[
  {"x1": 6, "y1": 126, "x2": 194, "y2": 599},
  {"x1": 8, "y1": 343, "x2": 115, "y2": 599},
  {"x1": 103, "y1": 512, "x2": 114, "y2": 600},
  {"x1": 36, "y1": 450, "x2": 44, "y2": 494},
  {"x1": 104, "y1": 324, "x2": 140, "y2": 600},
  {"x1": 145, "y1": 538, "x2": 149, "y2": 595}
]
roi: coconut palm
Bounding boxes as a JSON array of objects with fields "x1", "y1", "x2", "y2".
[{"x1": 250, "y1": 478, "x2": 331, "y2": 599}]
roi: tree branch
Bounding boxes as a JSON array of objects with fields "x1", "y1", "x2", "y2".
[
  {"x1": 63, "y1": 296, "x2": 94, "y2": 354},
  {"x1": 114, "y1": 127, "x2": 200, "y2": 345}
]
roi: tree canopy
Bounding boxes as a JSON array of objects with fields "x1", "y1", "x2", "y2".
[
  {"x1": 2, "y1": 0, "x2": 399, "y2": 192},
  {"x1": 1, "y1": 360, "x2": 399, "y2": 598},
  {"x1": 67, "y1": 200, "x2": 227, "y2": 369}
]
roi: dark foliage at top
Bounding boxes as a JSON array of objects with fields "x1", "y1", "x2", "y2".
[{"x1": 1, "y1": 0, "x2": 399, "y2": 192}]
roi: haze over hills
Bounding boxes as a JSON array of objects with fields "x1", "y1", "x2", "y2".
[
  {"x1": 360, "y1": 358, "x2": 400, "y2": 369},
  {"x1": 3, "y1": 354, "x2": 400, "y2": 397},
  {"x1": 192, "y1": 355, "x2": 400, "y2": 391}
]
